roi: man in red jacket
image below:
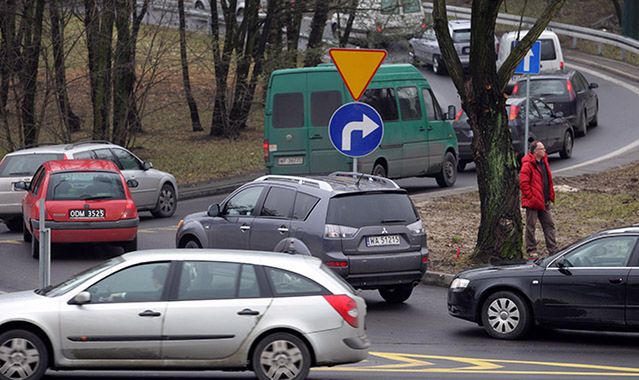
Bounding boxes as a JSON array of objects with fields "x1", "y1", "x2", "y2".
[{"x1": 520, "y1": 140, "x2": 557, "y2": 257}]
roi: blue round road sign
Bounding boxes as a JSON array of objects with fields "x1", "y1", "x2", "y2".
[{"x1": 328, "y1": 102, "x2": 384, "y2": 158}]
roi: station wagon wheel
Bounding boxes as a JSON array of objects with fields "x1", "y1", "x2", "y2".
[
  {"x1": 559, "y1": 130, "x2": 573, "y2": 159},
  {"x1": 22, "y1": 221, "x2": 31, "y2": 243},
  {"x1": 151, "y1": 183, "x2": 177, "y2": 218},
  {"x1": 481, "y1": 291, "x2": 531, "y2": 340},
  {"x1": 409, "y1": 46, "x2": 418, "y2": 65},
  {"x1": 5, "y1": 218, "x2": 22, "y2": 233},
  {"x1": 253, "y1": 332, "x2": 311, "y2": 380},
  {"x1": 432, "y1": 55, "x2": 445, "y2": 75},
  {"x1": 435, "y1": 152, "x2": 457, "y2": 188},
  {"x1": 577, "y1": 111, "x2": 587, "y2": 137},
  {"x1": 0, "y1": 329, "x2": 48, "y2": 380}
]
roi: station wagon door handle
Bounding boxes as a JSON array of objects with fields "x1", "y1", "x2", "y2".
[
  {"x1": 609, "y1": 278, "x2": 624, "y2": 284},
  {"x1": 138, "y1": 310, "x2": 162, "y2": 317},
  {"x1": 277, "y1": 226, "x2": 289, "y2": 234},
  {"x1": 237, "y1": 308, "x2": 260, "y2": 316},
  {"x1": 309, "y1": 134, "x2": 323, "y2": 140},
  {"x1": 240, "y1": 225, "x2": 251, "y2": 232}
]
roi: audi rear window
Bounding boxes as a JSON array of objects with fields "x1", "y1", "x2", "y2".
[
  {"x1": 47, "y1": 171, "x2": 126, "y2": 201},
  {"x1": 0, "y1": 153, "x2": 64, "y2": 177},
  {"x1": 517, "y1": 79, "x2": 567, "y2": 96},
  {"x1": 326, "y1": 192, "x2": 419, "y2": 228}
]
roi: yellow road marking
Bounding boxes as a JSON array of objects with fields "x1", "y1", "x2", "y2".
[{"x1": 0, "y1": 240, "x2": 22, "y2": 245}]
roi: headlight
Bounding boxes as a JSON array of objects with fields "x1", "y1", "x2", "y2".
[{"x1": 450, "y1": 278, "x2": 470, "y2": 290}]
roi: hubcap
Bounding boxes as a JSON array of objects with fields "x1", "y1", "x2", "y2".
[
  {"x1": 259, "y1": 340, "x2": 303, "y2": 380},
  {"x1": 487, "y1": 298, "x2": 520, "y2": 334},
  {"x1": 159, "y1": 188, "x2": 175, "y2": 214},
  {"x1": 0, "y1": 337, "x2": 40, "y2": 380},
  {"x1": 444, "y1": 160, "x2": 454, "y2": 181}
]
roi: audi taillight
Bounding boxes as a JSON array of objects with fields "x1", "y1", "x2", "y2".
[
  {"x1": 263, "y1": 139, "x2": 269, "y2": 162},
  {"x1": 508, "y1": 105, "x2": 521, "y2": 121},
  {"x1": 512, "y1": 83, "x2": 519, "y2": 95},
  {"x1": 122, "y1": 200, "x2": 138, "y2": 219},
  {"x1": 324, "y1": 294, "x2": 359, "y2": 328},
  {"x1": 566, "y1": 80, "x2": 576, "y2": 101}
]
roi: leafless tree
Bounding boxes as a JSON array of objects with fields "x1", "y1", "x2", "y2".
[{"x1": 178, "y1": 0, "x2": 203, "y2": 132}]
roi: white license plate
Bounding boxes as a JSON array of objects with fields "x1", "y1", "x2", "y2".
[
  {"x1": 69, "y1": 209, "x2": 105, "y2": 219},
  {"x1": 278, "y1": 156, "x2": 304, "y2": 165},
  {"x1": 366, "y1": 235, "x2": 401, "y2": 247}
]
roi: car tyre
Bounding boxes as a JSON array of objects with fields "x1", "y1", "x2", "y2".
[
  {"x1": 577, "y1": 111, "x2": 587, "y2": 137},
  {"x1": 194, "y1": 1, "x2": 205, "y2": 10},
  {"x1": 432, "y1": 55, "x2": 446, "y2": 75},
  {"x1": 182, "y1": 238, "x2": 202, "y2": 249},
  {"x1": 0, "y1": 329, "x2": 48, "y2": 380},
  {"x1": 151, "y1": 183, "x2": 177, "y2": 218},
  {"x1": 5, "y1": 217, "x2": 22, "y2": 233},
  {"x1": 379, "y1": 284, "x2": 413, "y2": 303},
  {"x1": 481, "y1": 291, "x2": 532, "y2": 340},
  {"x1": 435, "y1": 152, "x2": 457, "y2": 188},
  {"x1": 122, "y1": 237, "x2": 138, "y2": 253},
  {"x1": 23, "y1": 221, "x2": 32, "y2": 243},
  {"x1": 409, "y1": 45, "x2": 419, "y2": 65},
  {"x1": 31, "y1": 238, "x2": 39, "y2": 259},
  {"x1": 589, "y1": 105, "x2": 598, "y2": 127},
  {"x1": 372, "y1": 163, "x2": 387, "y2": 178},
  {"x1": 457, "y1": 160, "x2": 469, "y2": 172},
  {"x1": 559, "y1": 130, "x2": 573, "y2": 159},
  {"x1": 252, "y1": 332, "x2": 311, "y2": 380}
]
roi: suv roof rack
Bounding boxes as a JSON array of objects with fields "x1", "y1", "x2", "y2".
[
  {"x1": 65, "y1": 140, "x2": 113, "y2": 150},
  {"x1": 328, "y1": 172, "x2": 400, "y2": 189},
  {"x1": 253, "y1": 175, "x2": 334, "y2": 191}
]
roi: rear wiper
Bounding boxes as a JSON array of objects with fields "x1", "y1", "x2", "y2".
[
  {"x1": 83, "y1": 195, "x2": 113, "y2": 200},
  {"x1": 381, "y1": 219, "x2": 406, "y2": 224}
]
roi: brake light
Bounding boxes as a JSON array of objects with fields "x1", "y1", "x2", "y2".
[
  {"x1": 560, "y1": 61, "x2": 564, "y2": 70},
  {"x1": 566, "y1": 80, "x2": 575, "y2": 101},
  {"x1": 263, "y1": 139, "x2": 269, "y2": 162},
  {"x1": 324, "y1": 295, "x2": 359, "y2": 328},
  {"x1": 122, "y1": 200, "x2": 138, "y2": 219},
  {"x1": 421, "y1": 22, "x2": 427, "y2": 29},
  {"x1": 376, "y1": 23, "x2": 382, "y2": 33},
  {"x1": 421, "y1": 255, "x2": 429, "y2": 264},
  {"x1": 326, "y1": 260, "x2": 348, "y2": 268},
  {"x1": 512, "y1": 83, "x2": 519, "y2": 95},
  {"x1": 508, "y1": 105, "x2": 521, "y2": 121},
  {"x1": 454, "y1": 109, "x2": 463, "y2": 122}
]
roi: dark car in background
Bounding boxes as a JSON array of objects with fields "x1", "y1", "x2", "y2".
[
  {"x1": 453, "y1": 97, "x2": 574, "y2": 171},
  {"x1": 512, "y1": 69, "x2": 599, "y2": 136},
  {"x1": 448, "y1": 226, "x2": 639, "y2": 340},
  {"x1": 176, "y1": 172, "x2": 428, "y2": 303}
]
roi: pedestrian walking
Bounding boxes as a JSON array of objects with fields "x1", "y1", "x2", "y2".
[{"x1": 519, "y1": 140, "x2": 557, "y2": 258}]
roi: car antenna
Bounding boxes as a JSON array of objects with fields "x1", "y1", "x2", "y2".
[{"x1": 355, "y1": 172, "x2": 365, "y2": 188}]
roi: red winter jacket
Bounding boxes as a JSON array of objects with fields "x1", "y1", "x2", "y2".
[{"x1": 520, "y1": 152, "x2": 555, "y2": 210}]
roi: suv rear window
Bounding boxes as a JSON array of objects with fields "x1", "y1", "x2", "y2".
[
  {"x1": 47, "y1": 171, "x2": 126, "y2": 201},
  {"x1": 540, "y1": 39, "x2": 557, "y2": 60},
  {"x1": 452, "y1": 29, "x2": 471, "y2": 43},
  {"x1": 326, "y1": 192, "x2": 419, "y2": 228},
  {"x1": 0, "y1": 153, "x2": 64, "y2": 177}
]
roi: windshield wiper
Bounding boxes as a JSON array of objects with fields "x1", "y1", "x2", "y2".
[
  {"x1": 381, "y1": 219, "x2": 406, "y2": 224},
  {"x1": 35, "y1": 285, "x2": 54, "y2": 295},
  {"x1": 8, "y1": 171, "x2": 32, "y2": 176},
  {"x1": 83, "y1": 195, "x2": 113, "y2": 200}
]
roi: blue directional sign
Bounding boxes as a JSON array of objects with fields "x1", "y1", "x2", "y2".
[
  {"x1": 515, "y1": 41, "x2": 541, "y2": 75},
  {"x1": 329, "y1": 102, "x2": 383, "y2": 158}
]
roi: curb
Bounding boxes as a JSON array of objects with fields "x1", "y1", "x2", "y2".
[
  {"x1": 565, "y1": 50, "x2": 639, "y2": 86},
  {"x1": 178, "y1": 172, "x2": 264, "y2": 201},
  {"x1": 422, "y1": 271, "x2": 455, "y2": 288}
]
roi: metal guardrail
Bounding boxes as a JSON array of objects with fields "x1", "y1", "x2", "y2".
[{"x1": 422, "y1": 2, "x2": 639, "y2": 62}]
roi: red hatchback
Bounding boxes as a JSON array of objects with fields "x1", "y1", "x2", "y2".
[{"x1": 18, "y1": 160, "x2": 139, "y2": 258}]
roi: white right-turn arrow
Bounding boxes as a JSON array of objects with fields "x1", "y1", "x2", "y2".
[{"x1": 341, "y1": 114, "x2": 380, "y2": 151}]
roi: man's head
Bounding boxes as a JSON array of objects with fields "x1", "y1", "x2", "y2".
[{"x1": 530, "y1": 140, "x2": 546, "y2": 160}]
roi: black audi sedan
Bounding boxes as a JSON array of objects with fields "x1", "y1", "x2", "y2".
[{"x1": 448, "y1": 226, "x2": 639, "y2": 340}]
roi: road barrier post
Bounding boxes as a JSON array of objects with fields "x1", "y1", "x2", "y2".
[{"x1": 38, "y1": 199, "x2": 51, "y2": 288}]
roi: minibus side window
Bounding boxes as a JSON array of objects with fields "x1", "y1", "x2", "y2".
[
  {"x1": 397, "y1": 87, "x2": 422, "y2": 121},
  {"x1": 422, "y1": 88, "x2": 442, "y2": 121},
  {"x1": 311, "y1": 91, "x2": 342, "y2": 127},
  {"x1": 360, "y1": 88, "x2": 398, "y2": 121},
  {"x1": 273, "y1": 93, "x2": 304, "y2": 128}
]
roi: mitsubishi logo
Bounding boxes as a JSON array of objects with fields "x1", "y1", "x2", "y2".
[{"x1": 382, "y1": 227, "x2": 388, "y2": 234}]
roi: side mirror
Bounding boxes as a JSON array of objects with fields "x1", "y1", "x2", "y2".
[
  {"x1": 127, "y1": 179, "x2": 139, "y2": 188},
  {"x1": 589, "y1": 82, "x2": 599, "y2": 89},
  {"x1": 68, "y1": 291, "x2": 91, "y2": 305},
  {"x1": 447, "y1": 105, "x2": 456, "y2": 121},
  {"x1": 556, "y1": 257, "x2": 572, "y2": 274},
  {"x1": 13, "y1": 181, "x2": 28, "y2": 191},
  {"x1": 207, "y1": 203, "x2": 221, "y2": 217},
  {"x1": 142, "y1": 161, "x2": 153, "y2": 170}
]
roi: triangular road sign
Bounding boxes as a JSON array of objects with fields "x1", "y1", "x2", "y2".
[{"x1": 329, "y1": 48, "x2": 387, "y2": 101}]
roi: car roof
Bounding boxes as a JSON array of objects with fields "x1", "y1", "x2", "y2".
[
  {"x1": 449, "y1": 20, "x2": 470, "y2": 29},
  {"x1": 595, "y1": 226, "x2": 639, "y2": 236},
  {"x1": 5, "y1": 141, "x2": 117, "y2": 157},
  {"x1": 43, "y1": 159, "x2": 120, "y2": 173},
  {"x1": 501, "y1": 29, "x2": 558, "y2": 40},
  {"x1": 253, "y1": 172, "x2": 402, "y2": 195},
  {"x1": 516, "y1": 69, "x2": 574, "y2": 81}
]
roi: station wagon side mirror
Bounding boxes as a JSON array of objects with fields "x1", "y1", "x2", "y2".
[
  {"x1": 68, "y1": 291, "x2": 92, "y2": 305},
  {"x1": 447, "y1": 105, "x2": 456, "y2": 121},
  {"x1": 207, "y1": 203, "x2": 221, "y2": 217},
  {"x1": 556, "y1": 257, "x2": 572, "y2": 275},
  {"x1": 127, "y1": 179, "x2": 139, "y2": 188},
  {"x1": 589, "y1": 82, "x2": 599, "y2": 89},
  {"x1": 13, "y1": 181, "x2": 28, "y2": 191},
  {"x1": 142, "y1": 161, "x2": 153, "y2": 170}
]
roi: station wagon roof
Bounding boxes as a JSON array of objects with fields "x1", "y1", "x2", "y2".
[
  {"x1": 44, "y1": 159, "x2": 120, "y2": 173},
  {"x1": 254, "y1": 173, "x2": 402, "y2": 195},
  {"x1": 5, "y1": 141, "x2": 116, "y2": 156}
]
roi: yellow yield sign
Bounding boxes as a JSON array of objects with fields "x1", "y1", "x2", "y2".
[{"x1": 329, "y1": 48, "x2": 387, "y2": 101}]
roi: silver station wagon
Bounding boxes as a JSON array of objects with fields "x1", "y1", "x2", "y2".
[{"x1": 0, "y1": 249, "x2": 369, "y2": 380}]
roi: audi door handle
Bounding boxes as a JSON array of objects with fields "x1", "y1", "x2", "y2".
[
  {"x1": 277, "y1": 226, "x2": 289, "y2": 234},
  {"x1": 609, "y1": 278, "x2": 624, "y2": 284},
  {"x1": 240, "y1": 225, "x2": 251, "y2": 232},
  {"x1": 237, "y1": 308, "x2": 260, "y2": 316},
  {"x1": 309, "y1": 134, "x2": 323, "y2": 140},
  {"x1": 139, "y1": 310, "x2": 162, "y2": 317}
]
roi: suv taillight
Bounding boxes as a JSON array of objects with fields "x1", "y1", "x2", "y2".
[
  {"x1": 122, "y1": 200, "x2": 137, "y2": 219},
  {"x1": 508, "y1": 105, "x2": 521, "y2": 121},
  {"x1": 324, "y1": 224, "x2": 357, "y2": 239},
  {"x1": 263, "y1": 139, "x2": 269, "y2": 162},
  {"x1": 324, "y1": 294, "x2": 359, "y2": 328}
]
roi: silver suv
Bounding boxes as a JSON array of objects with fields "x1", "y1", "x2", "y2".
[
  {"x1": 176, "y1": 172, "x2": 428, "y2": 303},
  {"x1": 0, "y1": 141, "x2": 177, "y2": 231}
]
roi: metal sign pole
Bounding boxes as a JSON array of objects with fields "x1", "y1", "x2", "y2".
[
  {"x1": 353, "y1": 157, "x2": 358, "y2": 173},
  {"x1": 38, "y1": 199, "x2": 51, "y2": 288},
  {"x1": 524, "y1": 74, "x2": 530, "y2": 152}
]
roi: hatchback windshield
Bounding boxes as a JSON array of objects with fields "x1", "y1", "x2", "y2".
[
  {"x1": 0, "y1": 153, "x2": 64, "y2": 177},
  {"x1": 517, "y1": 79, "x2": 567, "y2": 96},
  {"x1": 39, "y1": 256, "x2": 124, "y2": 297},
  {"x1": 327, "y1": 192, "x2": 419, "y2": 228},
  {"x1": 47, "y1": 171, "x2": 126, "y2": 201}
]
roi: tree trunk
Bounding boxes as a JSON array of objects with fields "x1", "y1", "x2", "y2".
[
  {"x1": 209, "y1": 0, "x2": 235, "y2": 137},
  {"x1": 339, "y1": 0, "x2": 359, "y2": 48},
  {"x1": 432, "y1": 0, "x2": 565, "y2": 264},
  {"x1": 0, "y1": 0, "x2": 17, "y2": 150},
  {"x1": 49, "y1": 1, "x2": 81, "y2": 136},
  {"x1": 178, "y1": 0, "x2": 203, "y2": 131},
  {"x1": 284, "y1": 0, "x2": 304, "y2": 64},
  {"x1": 303, "y1": 0, "x2": 329, "y2": 67},
  {"x1": 112, "y1": 0, "x2": 134, "y2": 146}
]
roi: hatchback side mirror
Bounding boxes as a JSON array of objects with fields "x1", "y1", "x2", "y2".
[
  {"x1": 13, "y1": 181, "x2": 28, "y2": 191},
  {"x1": 207, "y1": 203, "x2": 221, "y2": 217},
  {"x1": 589, "y1": 82, "x2": 598, "y2": 89},
  {"x1": 142, "y1": 161, "x2": 153, "y2": 170},
  {"x1": 447, "y1": 105, "x2": 456, "y2": 121},
  {"x1": 68, "y1": 291, "x2": 91, "y2": 305},
  {"x1": 127, "y1": 179, "x2": 139, "y2": 188}
]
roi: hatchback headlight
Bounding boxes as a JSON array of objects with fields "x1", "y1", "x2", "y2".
[{"x1": 450, "y1": 278, "x2": 470, "y2": 290}]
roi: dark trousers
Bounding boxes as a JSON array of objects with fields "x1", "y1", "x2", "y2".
[{"x1": 525, "y1": 203, "x2": 557, "y2": 255}]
